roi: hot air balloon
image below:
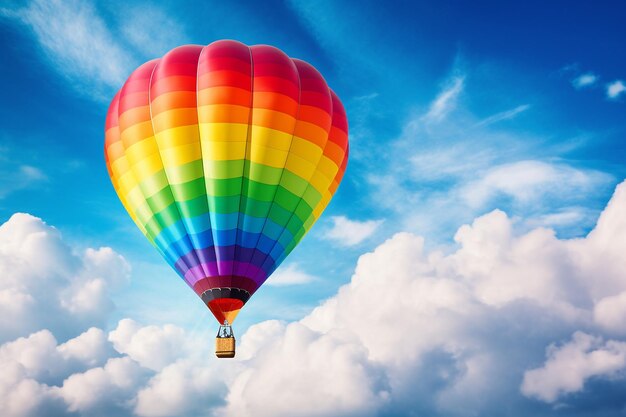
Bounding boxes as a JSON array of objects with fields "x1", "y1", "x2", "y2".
[{"x1": 104, "y1": 40, "x2": 348, "y2": 358}]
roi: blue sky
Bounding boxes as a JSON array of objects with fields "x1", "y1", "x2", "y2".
[{"x1": 1, "y1": 1, "x2": 626, "y2": 416}]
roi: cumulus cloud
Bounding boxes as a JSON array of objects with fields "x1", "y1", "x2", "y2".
[
  {"x1": 106, "y1": 319, "x2": 228, "y2": 417},
  {"x1": 594, "y1": 291, "x2": 626, "y2": 335},
  {"x1": 521, "y1": 332, "x2": 626, "y2": 402},
  {"x1": 0, "y1": 327, "x2": 118, "y2": 417},
  {"x1": 0, "y1": 212, "x2": 227, "y2": 417},
  {"x1": 4, "y1": 177, "x2": 626, "y2": 416},
  {"x1": 135, "y1": 359, "x2": 227, "y2": 417},
  {"x1": 606, "y1": 80, "x2": 626, "y2": 100},
  {"x1": 58, "y1": 327, "x2": 112, "y2": 368},
  {"x1": 0, "y1": 213, "x2": 130, "y2": 343},
  {"x1": 221, "y1": 323, "x2": 389, "y2": 417},
  {"x1": 221, "y1": 180, "x2": 626, "y2": 416},
  {"x1": 54, "y1": 356, "x2": 147, "y2": 415},
  {"x1": 108, "y1": 319, "x2": 190, "y2": 371},
  {"x1": 323, "y1": 216, "x2": 384, "y2": 247},
  {"x1": 0, "y1": 317, "x2": 205, "y2": 417}
]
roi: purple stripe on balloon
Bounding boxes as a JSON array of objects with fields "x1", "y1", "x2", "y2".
[
  {"x1": 174, "y1": 248, "x2": 219, "y2": 277},
  {"x1": 174, "y1": 245, "x2": 277, "y2": 277},
  {"x1": 215, "y1": 245, "x2": 236, "y2": 262},
  {"x1": 184, "y1": 261, "x2": 268, "y2": 286},
  {"x1": 177, "y1": 268, "x2": 205, "y2": 290}
]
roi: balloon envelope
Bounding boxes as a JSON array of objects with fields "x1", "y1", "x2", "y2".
[{"x1": 105, "y1": 40, "x2": 348, "y2": 324}]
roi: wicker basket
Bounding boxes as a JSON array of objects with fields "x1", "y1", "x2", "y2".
[{"x1": 215, "y1": 337, "x2": 236, "y2": 358}]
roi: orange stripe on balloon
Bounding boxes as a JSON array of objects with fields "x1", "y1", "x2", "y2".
[
  {"x1": 151, "y1": 91, "x2": 197, "y2": 115},
  {"x1": 197, "y1": 104, "x2": 251, "y2": 124}
]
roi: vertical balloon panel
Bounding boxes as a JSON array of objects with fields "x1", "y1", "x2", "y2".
[
  {"x1": 196, "y1": 41, "x2": 255, "y2": 323},
  {"x1": 117, "y1": 60, "x2": 179, "y2": 269},
  {"x1": 236, "y1": 46, "x2": 300, "y2": 290}
]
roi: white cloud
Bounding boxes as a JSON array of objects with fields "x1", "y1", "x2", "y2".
[
  {"x1": 58, "y1": 328, "x2": 111, "y2": 367},
  {"x1": 527, "y1": 207, "x2": 588, "y2": 228},
  {"x1": 108, "y1": 319, "x2": 190, "y2": 372},
  {"x1": 572, "y1": 73, "x2": 598, "y2": 89},
  {"x1": 0, "y1": 330, "x2": 61, "y2": 381},
  {"x1": 0, "y1": 213, "x2": 130, "y2": 343},
  {"x1": 459, "y1": 160, "x2": 611, "y2": 208},
  {"x1": 594, "y1": 292, "x2": 626, "y2": 335},
  {"x1": 54, "y1": 356, "x2": 146, "y2": 414},
  {"x1": 521, "y1": 332, "x2": 626, "y2": 402},
  {"x1": 323, "y1": 216, "x2": 384, "y2": 247},
  {"x1": 367, "y1": 68, "x2": 608, "y2": 243},
  {"x1": 607, "y1": 80, "x2": 626, "y2": 99},
  {"x1": 0, "y1": 318, "x2": 213, "y2": 417},
  {"x1": 0, "y1": 327, "x2": 112, "y2": 383},
  {"x1": 18, "y1": 165, "x2": 46, "y2": 181},
  {"x1": 0, "y1": 365, "x2": 57, "y2": 417},
  {"x1": 118, "y1": 5, "x2": 186, "y2": 58},
  {"x1": 10, "y1": 0, "x2": 134, "y2": 94},
  {"x1": 225, "y1": 180, "x2": 626, "y2": 415},
  {"x1": 422, "y1": 76, "x2": 464, "y2": 123},
  {"x1": 220, "y1": 323, "x2": 389, "y2": 417},
  {"x1": 106, "y1": 319, "x2": 227, "y2": 417},
  {"x1": 266, "y1": 263, "x2": 317, "y2": 286},
  {"x1": 3, "y1": 178, "x2": 626, "y2": 416},
  {"x1": 135, "y1": 359, "x2": 226, "y2": 417},
  {"x1": 474, "y1": 104, "x2": 530, "y2": 127},
  {"x1": 409, "y1": 144, "x2": 495, "y2": 181},
  {"x1": 2, "y1": 0, "x2": 185, "y2": 99},
  {"x1": 0, "y1": 326, "x2": 119, "y2": 417},
  {"x1": 0, "y1": 164, "x2": 47, "y2": 199}
]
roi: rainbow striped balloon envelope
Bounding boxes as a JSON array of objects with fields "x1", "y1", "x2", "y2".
[{"x1": 105, "y1": 40, "x2": 349, "y2": 325}]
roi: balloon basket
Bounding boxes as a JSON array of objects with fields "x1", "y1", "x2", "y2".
[
  {"x1": 215, "y1": 337, "x2": 235, "y2": 358},
  {"x1": 215, "y1": 322, "x2": 236, "y2": 358}
]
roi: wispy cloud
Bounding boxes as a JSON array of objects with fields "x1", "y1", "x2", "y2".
[
  {"x1": 572, "y1": 72, "x2": 598, "y2": 89},
  {"x1": 323, "y1": 216, "x2": 384, "y2": 247},
  {"x1": 6, "y1": 0, "x2": 135, "y2": 96},
  {"x1": 1, "y1": 0, "x2": 185, "y2": 100},
  {"x1": 606, "y1": 80, "x2": 626, "y2": 100},
  {"x1": 0, "y1": 164, "x2": 47, "y2": 199},
  {"x1": 459, "y1": 160, "x2": 612, "y2": 209},
  {"x1": 265, "y1": 264, "x2": 318, "y2": 286},
  {"x1": 422, "y1": 76, "x2": 464, "y2": 123},
  {"x1": 474, "y1": 104, "x2": 530, "y2": 127},
  {"x1": 409, "y1": 145, "x2": 495, "y2": 181},
  {"x1": 116, "y1": 5, "x2": 187, "y2": 59},
  {"x1": 525, "y1": 207, "x2": 598, "y2": 233},
  {"x1": 365, "y1": 66, "x2": 612, "y2": 242}
]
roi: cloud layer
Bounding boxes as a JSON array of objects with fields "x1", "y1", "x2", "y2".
[{"x1": 2, "y1": 179, "x2": 626, "y2": 416}]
